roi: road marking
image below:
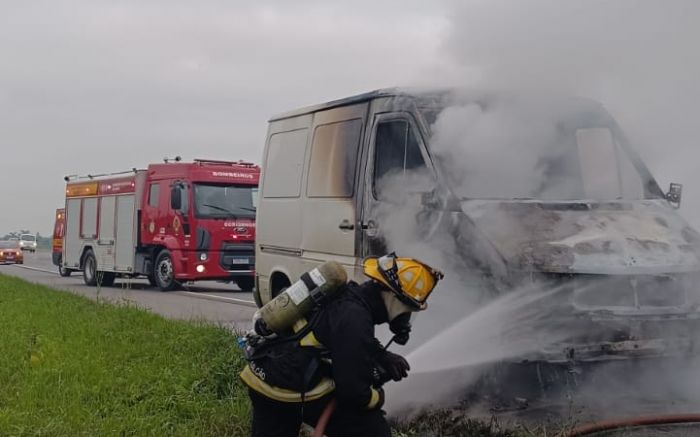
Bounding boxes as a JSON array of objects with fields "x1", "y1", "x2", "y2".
[
  {"x1": 177, "y1": 291, "x2": 257, "y2": 307},
  {"x1": 12, "y1": 264, "x2": 57, "y2": 275}
]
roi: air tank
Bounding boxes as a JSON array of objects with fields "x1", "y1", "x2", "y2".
[{"x1": 255, "y1": 261, "x2": 348, "y2": 336}]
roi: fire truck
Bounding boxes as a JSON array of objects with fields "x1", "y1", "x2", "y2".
[
  {"x1": 61, "y1": 158, "x2": 260, "y2": 291},
  {"x1": 52, "y1": 208, "x2": 72, "y2": 277}
]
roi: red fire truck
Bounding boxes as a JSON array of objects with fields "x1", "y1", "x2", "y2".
[
  {"x1": 61, "y1": 159, "x2": 260, "y2": 291},
  {"x1": 51, "y1": 208, "x2": 72, "y2": 277}
]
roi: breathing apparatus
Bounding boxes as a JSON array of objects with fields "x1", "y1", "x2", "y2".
[{"x1": 253, "y1": 260, "x2": 348, "y2": 337}]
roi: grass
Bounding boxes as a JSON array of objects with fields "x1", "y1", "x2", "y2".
[{"x1": 0, "y1": 274, "x2": 251, "y2": 436}]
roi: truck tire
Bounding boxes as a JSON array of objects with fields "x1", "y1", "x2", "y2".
[
  {"x1": 147, "y1": 273, "x2": 157, "y2": 287},
  {"x1": 58, "y1": 265, "x2": 71, "y2": 277},
  {"x1": 99, "y1": 272, "x2": 116, "y2": 287},
  {"x1": 154, "y1": 250, "x2": 179, "y2": 291},
  {"x1": 57, "y1": 255, "x2": 71, "y2": 277},
  {"x1": 235, "y1": 276, "x2": 255, "y2": 292},
  {"x1": 83, "y1": 250, "x2": 97, "y2": 286}
]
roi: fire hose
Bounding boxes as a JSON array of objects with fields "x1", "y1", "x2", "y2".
[
  {"x1": 569, "y1": 413, "x2": 700, "y2": 436},
  {"x1": 312, "y1": 398, "x2": 338, "y2": 437}
]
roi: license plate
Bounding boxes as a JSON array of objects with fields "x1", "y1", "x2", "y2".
[{"x1": 230, "y1": 257, "x2": 249, "y2": 265}]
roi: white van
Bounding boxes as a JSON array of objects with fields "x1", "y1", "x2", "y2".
[{"x1": 255, "y1": 88, "x2": 700, "y2": 368}]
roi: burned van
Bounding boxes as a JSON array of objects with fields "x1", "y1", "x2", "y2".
[{"x1": 255, "y1": 88, "x2": 700, "y2": 369}]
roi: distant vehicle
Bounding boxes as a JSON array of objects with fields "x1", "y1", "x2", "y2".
[
  {"x1": 256, "y1": 88, "x2": 700, "y2": 389},
  {"x1": 18, "y1": 234, "x2": 37, "y2": 252},
  {"x1": 52, "y1": 208, "x2": 72, "y2": 276},
  {"x1": 62, "y1": 159, "x2": 260, "y2": 291},
  {"x1": 0, "y1": 240, "x2": 24, "y2": 264}
]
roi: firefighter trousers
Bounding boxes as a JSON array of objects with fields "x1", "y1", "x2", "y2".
[{"x1": 249, "y1": 389, "x2": 391, "y2": 437}]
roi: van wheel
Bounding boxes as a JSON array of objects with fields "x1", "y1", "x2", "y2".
[
  {"x1": 83, "y1": 250, "x2": 97, "y2": 286},
  {"x1": 235, "y1": 277, "x2": 255, "y2": 292},
  {"x1": 154, "y1": 250, "x2": 178, "y2": 291}
]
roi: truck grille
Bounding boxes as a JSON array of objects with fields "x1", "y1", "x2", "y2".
[{"x1": 219, "y1": 242, "x2": 255, "y2": 271}]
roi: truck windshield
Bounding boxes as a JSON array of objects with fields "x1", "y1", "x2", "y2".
[
  {"x1": 20, "y1": 235, "x2": 35, "y2": 242},
  {"x1": 193, "y1": 184, "x2": 257, "y2": 219},
  {"x1": 421, "y1": 105, "x2": 663, "y2": 201}
]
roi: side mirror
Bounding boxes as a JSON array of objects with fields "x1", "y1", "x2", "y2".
[
  {"x1": 170, "y1": 186, "x2": 182, "y2": 210},
  {"x1": 666, "y1": 183, "x2": 683, "y2": 209}
]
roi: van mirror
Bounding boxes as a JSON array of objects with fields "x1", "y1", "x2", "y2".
[
  {"x1": 170, "y1": 186, "x2": 182, "y2": 210},
  {"x1": 666, "y1": 182, "x2": 683, "y2": 209}
]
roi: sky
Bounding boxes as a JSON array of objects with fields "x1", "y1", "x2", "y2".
[{"x1": 1, "y1": 0, "x2": 698, "y2": 235}]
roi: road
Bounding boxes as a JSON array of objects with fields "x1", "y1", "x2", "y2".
[{"x1": 0, "y1": 250, "x2": 257, "y2": 330}]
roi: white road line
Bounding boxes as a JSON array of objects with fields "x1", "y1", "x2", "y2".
[
  {"x1": 12, "y1": 264, "x2": 58, "y2": 275},
  {"x1": 178, "y1": 291, "x2": 257, "y2": 307}
]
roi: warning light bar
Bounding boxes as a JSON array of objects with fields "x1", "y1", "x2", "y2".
[{"x1": 66, "y1": 182, "x2": 99, "y2": 198}]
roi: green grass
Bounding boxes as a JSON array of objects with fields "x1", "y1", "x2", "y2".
[{"x1": 0, "y1": 274, "x2": 251, "y2": 436}]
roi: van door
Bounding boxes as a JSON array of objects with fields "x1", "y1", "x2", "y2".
[
  {"x1": 301, "y1": 103, "x2": 367, "y2": 265},
  {"x1": 360, "y1": 113, "x2": 435, "y2": 257}
]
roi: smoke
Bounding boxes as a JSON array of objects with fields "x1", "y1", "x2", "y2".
[
  {"x1": 436, "y1": 0, "x2": 700, "y2": 226},
  {"x1": 377, "y1": 0, "x2": 700, "y2": 419}
]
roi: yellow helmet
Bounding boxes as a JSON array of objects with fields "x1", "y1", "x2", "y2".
[{"x1": 363, "y1": 253, "x2": 444, "y2": 310}]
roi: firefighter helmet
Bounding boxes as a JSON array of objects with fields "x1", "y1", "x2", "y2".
[{"x1": 363, "y1": 253, "x2": 443, "y2": 310}]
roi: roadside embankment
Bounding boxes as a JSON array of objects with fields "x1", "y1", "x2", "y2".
[{"x1": 0, "y1": 274, "x2": 251, "y2": 436}]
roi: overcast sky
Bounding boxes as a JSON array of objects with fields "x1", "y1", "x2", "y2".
[{"x1": 1, "y1": 1, "x2": 698, "y2": 235}]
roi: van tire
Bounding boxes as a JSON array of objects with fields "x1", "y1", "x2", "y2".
[
  {"x1": 235, "y1": 277, "x2": 255, "y2": 292},
  {"x1": 83, "y1": 250, "x2": 97, "y2": 286},
  {"x1": 154, "y1": 250, "x2": 179, "y2": 291}
]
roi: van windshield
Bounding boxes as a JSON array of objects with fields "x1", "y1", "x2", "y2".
[
  {"x1": 193, "y1": 183, "x2": 258, "y2": 219},
  {"x1": 421, "y1": 104, "x2": 663, "y2": 201},
  {"x1": 20, "y1": 235, "x2": 35, "y2": 241}
]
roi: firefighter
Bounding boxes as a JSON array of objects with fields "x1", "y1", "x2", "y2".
[{"x1": 240, "y1": 253, "x2": 444, "y2": 437}]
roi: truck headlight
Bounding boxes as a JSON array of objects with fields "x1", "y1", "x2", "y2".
[{"x1": 196, "y1": 265, "x2": 205, "y2": 273}]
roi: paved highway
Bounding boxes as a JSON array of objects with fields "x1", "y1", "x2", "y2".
[{"x1": 0, "y1": 250, "x2": 257, "y2": 330}]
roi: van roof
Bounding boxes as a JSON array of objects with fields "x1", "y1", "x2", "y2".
[
  {"x1": 268, "y1": 87, "x2": 605, "y2": 122},
  {"x1": 269, "y1": 88, "x2": 413, "y2": 121}
]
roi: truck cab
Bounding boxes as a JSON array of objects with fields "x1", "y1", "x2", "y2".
[{"x1": 139, "y1": 159, "x2": 259, "y2": 291}]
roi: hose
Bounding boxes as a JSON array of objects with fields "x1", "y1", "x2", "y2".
[
  {"x1": 569, "y1": 413, "x2": 700, "y2": 436},
  {"x1": 312, "y1": 398, "x2": 337, "y2": 437}
]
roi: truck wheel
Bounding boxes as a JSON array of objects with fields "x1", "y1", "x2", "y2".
[
  {"x1": 58, "y1": 265, "x2": 71, "y2": 277},
  {"x1": 58, "y1": 256, "x2": 71, "y2": 277},
  {"x1": 83, "y1": 250, "x2": 97, "y2": 286},
  {"x1": 235, "y1": 277, "x2": 255, "y2": 292},
  {"x1": 154, "y1": 250, "x2": 179, "y2": 291},
  {"x1": 147, "y1": 273, "x2": 157, "y2": 287},
  {"x1": 99, "y1": 272, "x2": 116, "y2": 287}
]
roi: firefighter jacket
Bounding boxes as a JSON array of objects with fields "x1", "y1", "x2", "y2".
[{"x1": 240, "y1": 280, "x2": 389, "y2": 410}]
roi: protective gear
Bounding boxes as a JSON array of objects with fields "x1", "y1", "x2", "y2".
[
  {"x1": 380, "y1": 291, "x2": 414, "y2": 322},
  {"x1": 255, "y1": 261, "x2": 348, "y2": 336},
  {"x1": 388, "y1": 312, "x2": 412, "y2": 346},
  {"x1": 363, "y1": 253, "x2": 443, "y2": 310},
  {"x1": 375, "y1": 350, "x2": 410, "y2": 382}
]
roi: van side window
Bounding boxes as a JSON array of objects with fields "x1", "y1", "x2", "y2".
[
  {"x1": 148, "y1": 183, "x2": 159, "y2": 207},
  {"x1": 373, "y1": 120, "x2": 427, "y2": 195},
  {"x1": 263, "y1": 129, "x2": 308, "y2": 198},
  {"x1": 307, "y1": 119, "x2": 362, "y2": 198}
]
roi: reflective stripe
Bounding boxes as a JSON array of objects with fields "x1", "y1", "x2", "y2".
[
  {"x1": 299, "y1": 331, "x2": 322, "y2": 348},
  {"x1": 367, "y1": 387, "x2": 381, "y2": 409},
  {"x1": 240, "y1": 365, "x2": 335, "y2": 403}
]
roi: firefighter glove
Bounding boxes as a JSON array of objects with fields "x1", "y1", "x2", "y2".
[{"x1": 377, "y1": 350, "x2": 410, "y2": 382}]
